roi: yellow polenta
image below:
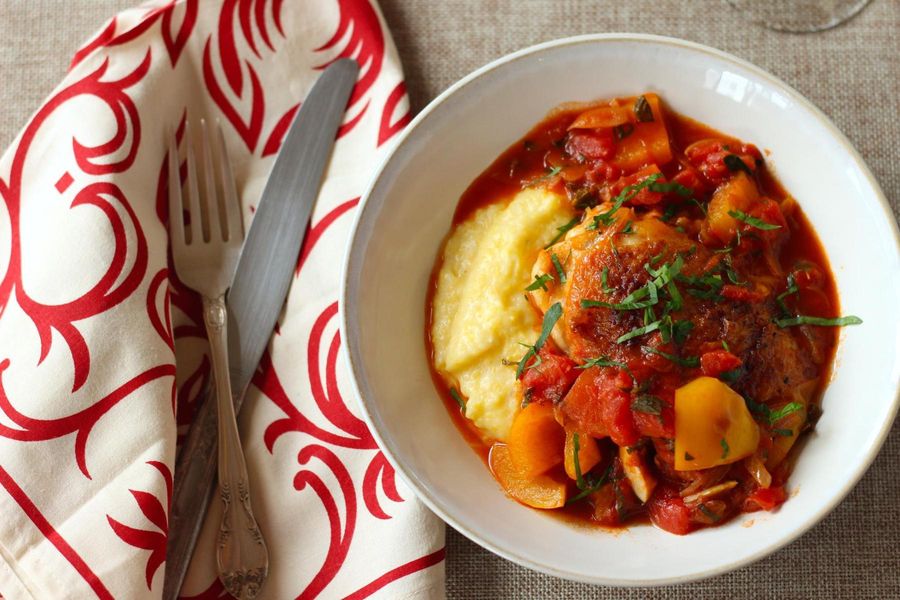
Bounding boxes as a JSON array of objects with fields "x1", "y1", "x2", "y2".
[{"x1": 431, "y1": 187, "x2": 573, "y2": 441}]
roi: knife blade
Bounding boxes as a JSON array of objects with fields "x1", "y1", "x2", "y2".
[{"x1": 162, "y1": 58, "x2": 359, "y2": 600}]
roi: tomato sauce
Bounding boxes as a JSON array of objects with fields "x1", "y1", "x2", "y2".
[{"x1": 426, "y1": 95, "x2": 843, "y2": 534}]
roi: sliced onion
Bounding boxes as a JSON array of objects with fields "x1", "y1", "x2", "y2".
[{"x1": 682, "y1": 480, "x2": 738, "y2": 506}]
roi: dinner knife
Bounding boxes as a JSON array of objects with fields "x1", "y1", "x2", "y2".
[{"x1": 162, "y1": 58, "x2": 359, "y2": 600}]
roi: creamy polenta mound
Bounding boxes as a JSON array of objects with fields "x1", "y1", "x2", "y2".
[{"x1": 431, "y1": 188, "x2": 574, "y2": 441}]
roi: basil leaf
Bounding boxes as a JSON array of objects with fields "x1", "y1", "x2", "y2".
[
  {"x1": 631, "y1": 395, "x2": 664, "y2": 415},
  {"x1": 550, "y1": 252, "x2": 567, "y2": 284},
  {"x1": 566, "y1": 464, "x2": 613, "y2": 505},
  {"x1": 643, "y1": 346, "x2": 699, "y2": 368},
  {"x1": 648, "y1": 181, "x2": 693, "y2": 197},
  {"x1": 720, "y1": 437, "x2": 730, "y2": 459},
  {"x1": 515, "y1": 302, "x2": 563, "y2": 379},
  {"x1": 617, "y1": 320, "x2": 660, "y2": 344},
  {"x1": 449, "y1": 387, "x2": 465, "y2": 410},
  {"x1": 601, "y1": 266, "x2": 614, "y2": 294},
  {"x1": 614, "y1": 123, "x2": 634, "y2": 139},
  {"x1": 545, "y1": 217, "x2": 580, "y2": 248},
  {"x1": 526, "y1": 273, "x2": 554, "y2": 291},
  {"x1": 723, "y1": 154, "x2": 753, "y2": 176},
  {"x1": 776, "y1": 274, "x2": 799, "y2": 315},
  {"x1": 769, "y1": 401, "x2": 803, "y2": 423},
  {"x1": 728, "y1": 209, "x2": 781, "y2": 231},
  {"x1": 590, "y1": 173, "x2": 662, "y2": 229},
  {"x1": 772, "y1": 428, "x2": 794, "y2": 437},
  {"x1": 577, "y1": 356, "x2": 627, "y2": 370},
  {"x1": 775, "y1": 314, "x2": 862, "y2": 328},
  {"x1": 633, "y1": 95, "x2": 654, "y2": 122},
  {"x1": 527, "y1": 165, "x2": 562, "y2": 187}
]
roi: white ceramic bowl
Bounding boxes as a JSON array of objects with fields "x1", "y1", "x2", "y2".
[{"x1": 341, "y1": 34, "x2": 900, "y2": 585}]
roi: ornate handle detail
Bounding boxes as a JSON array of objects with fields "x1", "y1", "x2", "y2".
[{"x1": 202, "y1": 295, "x2": 269, "y2": 600}]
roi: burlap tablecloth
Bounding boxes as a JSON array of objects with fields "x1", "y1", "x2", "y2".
[{"x1": 2, "y1": 1, "x2": 897, "y2": 598}]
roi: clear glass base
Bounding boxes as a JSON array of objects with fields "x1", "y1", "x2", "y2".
[{"x1": 727, "y1": 0, "x2": 873, "y2": 33}]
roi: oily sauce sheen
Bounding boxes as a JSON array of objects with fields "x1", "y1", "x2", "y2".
[{"x1": 427, "y1": 95, "x2": 840, "y2": 533}]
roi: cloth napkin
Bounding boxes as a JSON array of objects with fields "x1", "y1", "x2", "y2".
[{"x1": 0, "y1": 1, "x2": 445, "y2": 598}]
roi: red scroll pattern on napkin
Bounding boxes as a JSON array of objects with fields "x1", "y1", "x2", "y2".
[{"x1": 0, "y1": 1, "x2": 443, "y2": 598}]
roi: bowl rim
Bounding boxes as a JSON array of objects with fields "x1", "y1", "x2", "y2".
[{"x1": 340, "y1": 32, "x2": 900, "y2": 586}]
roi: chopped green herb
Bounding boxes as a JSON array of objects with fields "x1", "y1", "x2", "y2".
[
  {"x1": 526, "y1": 273, "x2": 554, "y2": 292},
  {"x1": 527, "y1": 165, "x2": 562, "y2": 187},
  {"x1": 684, "y1": 451, "x2": 695, "y2": 461},
  {"x1": 776, "y1": 274, "x2": 799, "y2": 315},
  {"x1": 713, "y1": 229, "x2": 743, "y2": 254},
  {"x1": 633, "y1": 95, "x2": 654, "y2": 122},
  {"x1": 621, "y1": 220, "x2": 634, "y2": 235},
  {"x1": 720, "y1": 437, "x2": 730, "y2": 459},
  {"x1": 744, "y1": 396, "x2": 771, "y2": 419},
  {"x1": 698, "y1": 503, "x2": 722, "y2": 522},
  {"x1": 578, "y1": 356, "x2": 627, "y2": 370},
  {"x1": 691, "y1": 198, "x2": 708, "y2": 216},
  {"x1": 567, "y1": 464, "x2": 613, "y2": 505},
  {"x1": 614, "y1": 123, "x2": 635, "y2": 140},
  {"x1": 772, "y1": 428, "x2": 794, "y2": 437},
  {"x1": 769, "y1": 401, "x2": 803, "y2": 423},
  {"x1": 631, "y1": 395, "x2": 664, "y2": 415},
  {"x1": 719, "y1": 367, "x2": 743, "y2": 384},
  {"x1": 643, "y1": 346, "x2": 700, "y2": 368},
  {"x1": 723, "y1": 154, "x2": 753, "y2": 176},
  {"x1": 589, "y1": 173, "x2": 662, "y2": 229},
  {"x1": 572, "y1": 433, "x2": 586, "y2": 489},
  {"x1": 722, "y1": 340, "x2": 731, "y2": 352},
  {"x1": 545, "y1": 217, "x2": 580, "y2": 248},
  {"x1": 550, "y1": 253, "x2": 567, "y2": 284},
  {"x1": 659, "y1": 204, "x2": 679, "y2": 223},
  {"x1": 648, "y1": 181, "x2": 693, "y2": 198},
  {"x1": 617, "y1": 320, "x2": 661, "y2": 344},
  {"x1": 516, "y1": 302, "x2": 563, "y2": 379},
  {"x1": 728, "y1": 209, "x2": 781, "y2": 231},
  {"x1": 601, "y1": 267, "x2": 614, "y2": 294},
  {"x1": 775, "y1": 315, "x2": 863, "y2": 328},
  {"x1": 572, "y1": 187, "x2": 599, "y2": 210},
  {"x1": 450, "y1": 387, "x2": 465, "y2": 410},
  {"x1": 672, "y1": 320, "x2": 694, "y2": 346}
]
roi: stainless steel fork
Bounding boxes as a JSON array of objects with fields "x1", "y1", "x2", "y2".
[{"x1": 167, "y1": 120, "x2": 269, "y2": 600}]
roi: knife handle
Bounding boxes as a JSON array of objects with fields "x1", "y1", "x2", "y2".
[{"x1": 163, "y1": 388, "x2": 218, "y2": 600}]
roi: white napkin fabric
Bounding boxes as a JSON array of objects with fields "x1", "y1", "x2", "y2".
[{"x1": 0, "y1": 1, "x2": 444, "y2": 598}]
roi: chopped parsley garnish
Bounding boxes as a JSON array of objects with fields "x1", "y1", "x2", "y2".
[
  {"x1": 720, "y1": 437, "x2": 730, "y2": 459},
  {"x1": 670, "y1": 319, "x2": 694, "y2": 346},
  {"x1": 768, "y1": 401, "x2": 803, "y2": 423},
  {"x1": 775, "y1": 315, "x2": 863, "y2": 328},
  {"x1": 643, "y1": 346, "x2": 700, "y2": 368},
  {"x1": 527, "y1": 165, "x2": 562, "y2": 187},
  {"x1": 719, "y1": 367, "x2": 743, "y2": 384},
  {"x1": 728, "y1": 209, "x2": 781, "y2": 231},
  {"x1": 684, "y1": 452, "x2": 695, "y2": 461},
  {"x1": 659, "y1": 204, "x2": 679, "y2": 223},
  {"x1": 577, "y1": 356, "x2": 627, "y2": 370},
  {"x1": 515, "y1": 302, "x2": 563, "y2": 379},
  {"x1": 617, "y1": 320, "x2": 661, "y2": 344},
  {"x1": 572, "y1": 433, "x2": 586, "y2": 488},
  {"x1": 526, "y1": 273, "x2": 554, "y2": 291},
  {"x1": 631, "y1": 395, "x2": 664, "y2": 415},
  {"x1": 744, "y1": 396, "x2": 770, "y2": 419},
  {"x1": 567, "y1": 463, "x2": 613, "y2": 505},
  {"x1": 723, "y1": 153, "x2": 753, "y2": 176},
  {"x1": 691, "y1": 198, "x2": 708, "y2": 215},
  {"x1": 776, "y1": 274, "x2": 799, "y2": 315},
  {"x1": 648, "y1": 181, "x2": 693, "y2": 198},
  {"x1": 633, "y1": 95, "x2": 654, "y2": 122},
  {"x1": 601, "y1": 267, "x2": 614, "y2": 294},
  {"x1": 614, "y1": 123, "x2": 634, "y2": 140},
  {"x1": 621, "y1": 220, "x2": 634, "y2": 235},
  {"x1": 698, "y1": 503, "x2": 723, "y2": 522},
  {"x1": 721, "y1": 340, "x2": 731, "y2": 351},
  {"x1": 588, "y1": 173, "x2": 662, "y2": 230},
  {"x1": 772, "y1": 428, "x2": 794, "y2": 437},
  {"x1": 713, "y1": 229, "x2": 743, "y2": 254},
  {"x1": 545, "y1": 216, "x2": 580, "y2": 248},
  {"x1": 449, "y1": 387, "x2": 465, "y2": 410},
  {"x1": 550, "y1": 253, "x2": 567, "y2": 284}
]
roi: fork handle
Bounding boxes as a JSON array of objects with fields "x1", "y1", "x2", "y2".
[{"x1": 203, "y1": 295, "x2": 269, "y2": 600}]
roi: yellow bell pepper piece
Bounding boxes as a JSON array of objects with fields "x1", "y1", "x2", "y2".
[{"x1": 675, "y1": 377, "x2": 760, "y2": 471}]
